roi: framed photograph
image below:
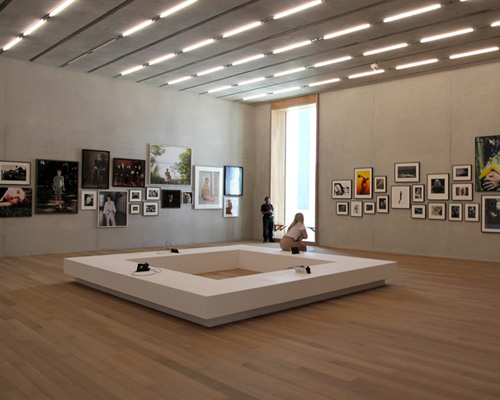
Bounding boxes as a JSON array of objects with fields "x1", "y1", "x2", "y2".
[
  {"x1": 0, "y1": 161, "x2": 30, "y2": 185},
  {"x1": 412, "y1": 184, "x2": 425, "y2": 203},
  {"x1": 395, "y1": 162, "x2": 420, "y2": 183},
  {"x1": 451, "y1": 183, "x2": 473, "y2": 201},
  {"x1": 391, "y1": 185, "x2": 411, "y2": 209},
  {"x1": 374, "y1": 176, "x2": 387, "y2": 193},
  {"x1": 351, "y1": 201, "x2": 363, "y2": 217},
  {"x1": 475, "y1": 135, "x2": 500, "y2": 192},
  {"x1": 411, "y1": 204, "x2": 426, "y2": 219},
  {"x1": 112, "y1": 158, "x2": 145, "y2": 187},
  {"x1": 81, "y1": 190, "x2": 97, "y2": 210},
  {"x1": 464, "y1": 203, "x2": 479, "y2": 222},
  {"x1": 336, "y1": 202, "x2": 349, "y2": 216},
  {"x1": 332, "y1": 180, "x2": 352, "y2": 199},
  {"x1": 481, "y1": 196, "x2": 500, "y2": 232},
  {"x1": 429, "y1": 203, "x2": 446, "y2": 220},
  {"x1": 143, "y1": 202, "x2": 159, "y2": 216},
  {"x1": 0, "y1": 187, "x2": 32, "y2": 217},
  {"x1": 354, "y1": 168, "x2": 373, "y2": 199},
  {"x1": 149, "y1": 144, "x2": 191, "y2": 185},
  {"x1": 146, "y1": 187, "x2": 160, "y2": 200},
  {"x1": 448, "y1": 203, "x2": 462, "y2": 221},
  {"x1": 129, "y1": 189, "x2": 143, "y2": 202},
  {"x1": 224, "y1": 166, "x2": 243, "y2": 196},
  {"x1": 376, "y1": 195, "x2": 389, "y2": 214},
  {"x1": 81, "y1": 150, "x2": 109, "y2": 189},
  {"x1": 453, "y1": 164, "x2": 472, "y2": 181},
  {"x1": 427, "y1": 173, "x2": 449, "y2": 201},
  {"x1": 161, "y1": 190, "x2": 181, "y2": 208},
  {"x1": 194, "y1": 166, "x2": 223, "y2": 209},
  {"x1": 36, "y1": 159, "x2": 79, "y2": 214},
  {"x1": 223, "y1": 196, "x2": 240, "y2": 217},
  {"x1": 97, "y1": 191, "x2": 128, "y2": 227},
  {"x1": 182, "y1": 191, "x2": 193, "y2": 206},
  {"x1": 130, "y1": 204, "x2": 141, "y2": 214},
  {"x1": 364, "y1": 202, "x2": 375, "y2": 215}
]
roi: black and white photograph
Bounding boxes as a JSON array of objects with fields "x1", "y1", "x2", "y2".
[
  {"x1": 130, "y1": 204, "x2": 141, "y2": 215},
  {"x1": 412, "y1": 184, "x2": 425, "y2": 203},
  {"x1": 374, "y1": 176, "x2": 387, "y2": 193},
  {"x1": 81, "y1": 190, "x2": 97, "y2": 210},
  {"x1": 81, "y1": 150, "x2": 109, "y2": 189},
  {"x1": 452, "y1": 164, "x2": 472, "y2": 181},
  {"x1": 427, "y1": 173, "x2": 449, "y2": 201},
  {"x1": 376, "y1": 195, "x2": 389, "y2": 214},
  {"x1": 429, "y1": 203, "x2": 446, "y2": 220},
  {"x1": 146, "y1": 187, "x2": 160, "y2": 200},
  {"x1": 364, "y1": 202, "x2": 375, "y2": 215},
  {"x1": 0, "y1": 161, "x2": 30, "y2": 185},
  {"x1": 336, "y1": 202, "x2": 349, "y2": 216},
  {"x1": 143, "y1": 202, "x2": 159, "y2": 216},
  {"x1": 411, "y1": 204, "x2": 426, "y2": 219},
  {"x1": 97, "y1": 191, "x2": 127, "y2": 228},
  {"x1": 465, "y1": 203, "x2": 480, "y2": 222},
  {"x1": 332, "y1": 180, "x2": 352, "y2": 199},
  {"x1": 481, "y1": 196, "x2": 500, "y2": 233},
  {"x1": 351, "y1": 201, "x2": 363, "y2": 217},
  {"x1": 451, "y1": 183, "x2": 473, "y2": 201},
  {"x1": 391, "y1": 185, "x2": 411, "y2": 209},
  {"x1": 449, "y1": 203, "x2": 462, "y2": 221},
  {"x1": 129, "y1": 189, "x2": 143, "y2": 202},
  {"x1": 394, "y1": 162, "x2": 420, "y2": 183},
  {"x1": 0, "y1": 187, "x2": 32, "y2": 218}
]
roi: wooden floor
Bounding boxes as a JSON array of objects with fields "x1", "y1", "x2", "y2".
[{"x1": 0, "y1": 241, "x2": 499, "y2": 400}]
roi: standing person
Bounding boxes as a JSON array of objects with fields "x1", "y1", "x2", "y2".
[
  {"x1": 261, "y1": 196, "x2": 274, "y2": 243},
  {"x1": 53, "y1": 169, "x2": 65, "y2": 208},
  {"x1": 280, "y1": 213, "x2": 308, "y2": 252},
  {"x1": 103, "y1": 195, "x2": 116, "y2": 226}
]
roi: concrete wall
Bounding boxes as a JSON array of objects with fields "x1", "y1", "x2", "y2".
[{"x1": 0, "y1": 57, "x2": 256, "y2": 257}]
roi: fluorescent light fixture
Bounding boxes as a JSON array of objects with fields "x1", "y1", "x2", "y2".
[
  {"x1": 223, "y1": 21, "x2": 261, "y2": 38},
  {"x1": 396, "y1": 58, "x2": 439, "y2": 70},
  {"x1": 232, "y1": 54, "x2": 265, "y2": 65},
  {"x1": 420, "y1": 28, "x2": 473, "y2": 43},
  {"x1": 148, "y1": 53, "x2": 176, "y2": 65},
  {"x1": 2, "y1": 37, "x2": 22, "y2": 51},
  {"x1": 323, "y1": 24, "x2": 370, "y2": 40},
  {"x1": 197, "y1": 66, "x2": 224, "y2": 76},
  {"x1": 273, "y1": 40, "x2": 311, "y2": 54},
  {"x1": 243, "y1": 94, "x2": 267, "y2": 101},
  {"x1": 160, "y1": 0, "x2": 198, "y2": 18},
  {"x1": 182, "y1": 39, "x2": 214, "y2": 52},
  {"x1": 273, "y1": 87, "x2": 301, "y2": 94},
  {"x1": 168, "y1": 76, "x2": 192, "y2": 85},
  {"x1": 208, "y1": 85, "x2": 232, "y2": 93},
  {"x1": 491, "y1": 21, "x2": 500, "y2": 27},
  {"x1": 363, "y1": 43, "x2": 408, "y2": 56},
  {"x1": 122, "y1": 20, "x2": 154, "y2": 37},
  {"x1": 314, "y1": 56, "x2": 352, "y2": 68},
  {"x1": 383, "y1": 4, "x2": 441, "y2": 23},
  {"x1": 49, "y1": 0, "x2": 76, "y2": 17},
  {"x1": 238, "y1": 77, "x2": 266, "y2": 86},
  {"x1": 121, "y1": 65, "x2": 144, "y2": 76},
  {"x1": 449, "y1": 46, "x2": 499, "y2": 59},
  {"x1": 348, "y1": 69, "x2": 385, "y2": 79},
  {"x1": 274, "y1": 67, "x2": 306, "y2": 77},
  {"x1": 308, "y1": 78, "x2": 340, "y2": 87},
  {"x1": 273, "y1": 0, "x2": 322, "y2": 20},
  {"x1": 23, "y1": 19, "x2": 46, "y2": 36}
]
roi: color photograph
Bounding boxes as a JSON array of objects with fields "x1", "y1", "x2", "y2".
[
  {"x1": 0, "y1": 161, "x2": 30, "y2": 185},
  {"x1": 475, "y1": 135, "x2": 500, "y2": 191},
  {"x1": 354, "y1": 168, "x2": 372, "y2": 199},
  {"x1": 223, "y1": 196, "x2": 240, "y2": 217},
  {"x1": 98, "y1": 191, "x2": 128, "y2": 227},
  {"x1": 0, "y1": 187, "x2": 32, "y2": 217},
  {"x1": 81, "y1": 150, "x2": 109, "y2": 189},
  {"x1": 149, "y1": 144, "x2": 191, "y2": 185},
  {"x1": 112, "y1": 158, "x2": 145, "y2": 187},
  {"x1": 194, "y1": 166, "x2": 223, "y2": 209}
]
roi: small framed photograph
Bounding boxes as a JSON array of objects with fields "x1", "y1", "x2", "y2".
[
  {"x1": 354, "y1": 168, "x2": 373, "y2": 199},
  {"x1": 112, "y1": 158, "x2": 145, "y2": 187},
  {"x1": 223, "y1": 196, "x2": 240, "y2": 217},
  {"x1": 451, "y1": 183, "x2": 473, "y2": 201},
  {"x1": 412, "y1": 184, "x2": 425, "y2": 203},
  {"x1": 448, "y1": 203, "x2": 462, "y2": 221},
  {"x1": 81, "y1": 150, "x2": 109, "y2": 189},
  {"x1": 0, "y1": 161, "x2": 30, "y2": 185},
  {"x1": 130, "y1": 204, "x2": 141, "y2": 214},
  {"x1": 351, "y1": 201, "x2": 363, "y2": 217},
  {"x1": 98, "y1": 191, "x2": 128, "y2": 227},
  {"x1": 391, "y1": 185, "x2": 411, "y2": 209},
  {"x1": 81, "y1": 190, "x2": 97, "y2": 210},
  {"x1": 0, "y1": 187, "x2": 32, "y2": 218},
  {"x1": 143, "y1": 202, "x2": 159, "y2": 216},
  {"x1": 452, "y1": 164, "x2": 472, "y2": 181},
  {"x1": 364, "y1": 202, "x2": 375, "y2": 214},
  {"x1": 395, "y1": 162, "x2": 420, "y2": 183},
  {"x1": 182, "y1": 191, "x2": 193, "y2": 206},
  {"x1": 161, "y1": 190, "x2": 181, "y2": 208},
  {"x1": 481, "y1": 196, "x2": 500, "y2": 233},
  {"x1": 129, "y1": 189, "x2": 143, "y2": 202},
  {"x1": 336, "y1": 202, "x2": 349, "y2": 216},
  {"x1": 374, "y1": 176, "x2": 387, "y2": 193},
  {"x1": 411, "y1": 204, "x2": 426, "y2": 219},
  {"x1": 332, "y1": 180, "x2": 352, "y2": 199},
  {"x1": 464, "y1": 203, "x2": 479, "y2": 222},
  {"x1": 427, "y1": 173, "x2": 449, "y2": 201},
  {"x1": 146, "y1": 187, "x2": 160, "y2": 200},
  {"x1": 429, "y1": 203, "x2": 446, "y2": 220},
  {"x1": 224, "y1": 166, "x2": 243, "y2": 196},
  {"x1": 376, "y1": 195, "x2": 389, "y2": 214}
]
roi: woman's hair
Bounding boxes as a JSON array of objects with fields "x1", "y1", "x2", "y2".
[{"x1": 287, "y1": 213, "x2": 304, "y2": 232}]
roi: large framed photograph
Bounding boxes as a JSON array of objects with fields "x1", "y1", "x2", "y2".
[
  {"x1": 81, "y1": 150, "x2": 109, "y2": 189},
  {"x1": 475, "y1": 135, "x2": 500, "y2": 192},
  {"x1": 0, "y1": 187, "x2": 32, "y2": 217},
  {"x1": 448, "y1": 203, "x2": 462, "y2": 221},
  {"x1": 81, "y1": 190, "x2": 97, "y2": 210},
  {"x1": 464, "y1": 203, "x2": 479, "y2": 222},
  {"x1": 194, "y1": 166, "x2": 223, "y2": 209},
  {"x1": 161, "y1": 189, "x2": 181, "y2": 208},
  {"x1": 374, "y1": 176, "x2": 387, "y2": 193},
  {"x1": 223, "y1": 196, "x2": 240, "y2": 217},
  {"x1": 427, "y1": 173, "x2": 449, "y2": 201},
  {"x1": 112, "y1": 158, "x2": 145, "y2": 187},
  {"x1": 451, "y1": 183, "x2": 473, "y2": 201},
  {"x1": 224, "y1": 166, "x2": 243, "y2": 196},
  {"x1": 481, "y1": 196, "x2": 500, "y2": 233},
  {"x1": 351, "y1": 201, "x2": 363, "y2": 217},
  {"x1": 332, "y1": 180, "x2": 352, "y2": 199},
  {"x1": 391, "y1": 185, "x2": 411, "y2": 209},
  {"x1": 376, "y1": 195, "x2": 389, "y2": 214},
  {"x1": 453, "y1": 164, "x2": 472, "y2": 181},
  {"x1": 336, "y1": 202, "x2": 349, "y2": 216},
  {"x1": 0, "y1": 161, "x2": 30, "y2": 185},
  {"x1": 98, "y1": 191, "x2": 128, "y2": 227},
  {"x1": 354, "y1": 168, "x2": 373, "y2": 199},
  {"x1": 149, "y1": 144, "x2": 191, "y2": 185},
  {"x1": 412, "y1": 184, "x2": 425, "y2": 203},
  {"x1": 36, "y1": 159, "x2": 79, "y2": 214},
  {"x1": 395, "y1": 162, "x2": 420, "y2": 183},
  {"x1": 411, "y1": 204, "x2": 426, "y2": 219},
  {"x1": 143, "y1": 202, "x2": 159, "y2": 216},
  {"x1": 429, "y1": 203, "x2": 446, "y2": 220}
]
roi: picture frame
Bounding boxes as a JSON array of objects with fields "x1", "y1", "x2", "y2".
[
  {"x1": 97, "y1": 191, "x2": 128, "y2": 227},
  {"x1": 149, "y1": 144, "x2": 191, "y2": 185},
  {"x1": 332, "y1": 180, "x2": 352, "y2": 199},
  {"x1": 0, "y1": 160, "x2": 30, "y2": 185},
  {"x1": 143, "y1": 202, "x2": 159, "y2": 216},
  {"x1": 336, "y1": 202, "x2": 349, "y2": 216},
  {"x1": 145, "y1": 187, "x2": 160, "y2": 200},
  {"x1": 194, "y1": 166, "x2": 223, "y2": 209},
  {"x1": 451, "y1": 183, "x2": 473, "y2": 201},
  {"x1": 351, "y1": 201, "x2": 363, "y2": 217},
  {"x1": 364, "y1": 202, "x2": 375, "y2": 215},
  {"x1": 0, "y1": 187, "x2": 32, "y2": 218},
  {"x1": 374, "y1": 176, "x2": 387, "y2": 193},
  {"x1": 452, "y1": 164, "x2": 472, "y2": 181},
  {"x1": 224, "y1": 166, "x2": 243, "y2": 196},
  {"x1": 129, "y1": 189, "x2": 143, "y2": 202},
  {"x1": 391, "y1": 185, "x2": 411, "y2": 209},
  {"x1": 412, "y1": 184, "x2": 425, "y2": 203},
  {"x1": 411, "y1": 204, "x2": 426, "y2": 219},
  {"x1": 130, "y1": 204, "x2": 141, "y2": 215},
  {"x1": 394, "y1": 162, "x2": 420, "y2": 183},
  {"x1": 481, "y1": 196, "x2": 500, "y2": 233},
  {"x1": 427, "y1": 173, "x2": 449, "y2": 201},
  {"x1": 81, "y1": 149, "x2": 109, "y2": 189},
  {"x1": 112, "y1": 158, "x2": 145, "y2": 187},
  {"x1": 223, "y1": 196, "x2": 240, "y2": 217},
  {"x1": 354, "y1": 168, "x2": 373, "y2": 199},
  {"x1": 161, "y1": 190, "x2": 181, "y2": 208},
  {"x1": 464, "y1": 203, "x2": 479, "y2": 222},
  {"x1": 428, "y1": 203, "x2": 446, "y2": 220},
  {"x1": 376, "y1": 195, "x2": 389, "y2": 214},
  {"x1": 448, "y1": 203, "x2": 462, "y2": 221},
  {"x1": 475, "y1": 135, "x2": 500, "y2": 192},
  {"x1": 81, "y1": 190, "x2": 97, "y2": 210},
  {"x1": 182, "y1": 191, "x2": 193, "y2": 206}
]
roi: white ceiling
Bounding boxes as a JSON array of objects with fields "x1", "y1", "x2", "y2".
[{"x1": 1, "y1": 0, "x2": 499, "y2": 104}]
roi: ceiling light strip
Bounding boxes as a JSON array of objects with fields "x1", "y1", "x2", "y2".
[
  {"x1": 323, "y1": 24, "x2": 371, "y2": 40},
  {"x1": 363, "y1": 43, "x2": 408, "y2": 56},
  {"x1": 449, "y1": 46, "x2": 499, "y2": 59},
  {"x1": 273, "y1": 0, "x2": 322, "y2": 20},
  {"x1": 160, "y1": 0, "x2": 199, "y2": 18},
  {"x1": 274, "y1": 67, "x2": 306, "y2": 77},
  {"x1": 396, "y1": 58, "x2": 439, "y2": 70},
  {"x1": 383, "y1": 4, "x2": 442, "y2": 23},
  {"x1": 223, "y1": 21, "x2": 262, "y2": 38},
  {"x1": 308, "y1": 78, "x2": 340, "y2": 87},
  {"x1": 348, "y1": 70, "x2": 385, "y2": 79},
  {"x1": 492, "y1": 21, "x2": 500, "y2": 27},
  {"x1": 420, "y1": 28, "x2": 474, "y2": 43}
]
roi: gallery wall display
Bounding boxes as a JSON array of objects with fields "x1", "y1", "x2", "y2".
[
  {"x1": 412, "y1": 184, "x2": 425, "y2": 203},
  {"x1": 182, "y1": 191, "x2": 193, "y2": 206},
  {"x1": 464, "y1": 203, "x2": 479, "y2": 222},
  {"x1": 376, "y1": 195, "x2": 389, "y2": 213},
  {"x1": 411, "y1": 204, "x2": 426, "y2": 219},
  {"x1": 112, "y1": 158, "x2": 145, "y2": 187},
  {"x1": 452, "y1": 164, "x2": 472, "y2": 181},
  {"x1": 481, "y1": 196, "x2": 500, "y2": 233},
  {"x1": 161, "y1": 190, "x2": 181, "y2": 208},
  {"x1": 429, "y1": 203, "x2": 446, "y2": 220},
  {"x1": 224, "y1": 166, "x2": 243, "y2": 196},
  {"x1": 364, "y1": 202, "x2": 375, "y2": 215},
  {"x1": 391, "y1": 185, "x2": 410, "y2": 209},
  {"x1": 332, "y1": 180, "x2": 352, "y2": 199},
  {"x1": 336, "y1": 202, "x2": 349, "y2": 216},
  {"x1": 351, "y1": 201, "x2": 363, "y2": 217},
  {"x1": 143, "y1": 202, "x2": 159, "y2": 216},
  {"x1": 451, "y1": 183, "x2": 473, "y2": 201},
  {"x1": 81, "y1": 190, "x2": 97, "y2": 210},
  {"x1": 0, "y1": 187, "x2": 32, "y2": 217},
  {"x1": 449, "y1": 203, "x2": 463, "y2": 221},
  {"x1": 427, "y1": 173, "x2": 449, "y2": 201},
  {"x1": 0, "y1": 161, "x2": 30, "y2": 185},
  {"x1": 354, "y1": 168, "x2": 372, "y2": 199},
  {"x1": 194, "y1": 166, "x2": 223, "y2": 209},
  {"x1": 81, "y1": 150, "x2": 109, "y2": 189},
  {"x1": 36, "y1": 159, "x2": 79, "y2": 214},
  {"x1": 146, "y1": 187, "x2": 160, "y2": 200},
  {"x1": 97, "y1": 191, "x2": 127, "y2": 227},
  {"x1": 374, "y1": 176, "x2": 386, "y2": 193},
  {"x1": 394, "y1": 162, "x2": 420, "y2": 183},
  {"x1": 475, "y1": 135, "x2": 500, "y2": 192},
  {"x1": 223, "y1": 196, "x2": 240, "y2": 217},
  {"x1": 149, "y1": 144, "x2": 191, "y2": 185},
  {"x1": 129, "y1": 189, "x2": 142, "y2": 202},
  {"x1": 130, "y1": 204, "x2": 141, "y2": 214}
]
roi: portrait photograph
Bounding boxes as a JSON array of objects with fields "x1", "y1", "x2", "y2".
[
  {"x1": 161, "y1": 190, "x2": 181, "y2": 208},
  {"x1": 429, "y1": 203, "x2": 446, "y2": 220},
  {"x1": 112, "y1": 158, "x2": 145, "y2": 187},
  {"x1": 98, "y1": 191, "x2": 128, "y2": 228},
  {"x1": 411, "y1": 204, "x2": 426, "y2": 219},
  {"x1": 452, "y1": 164, "x2": 472, "y2": 181},
  {"x1": 448, "y1": 203, "x2": 463, "y2": 221},
  {"x1": 427, "y1": 173, "x2": 449, "y2": 201},
  {"x1": 394, "y1": 162, "x2": 420, "y2": 183},
  {"x1": 391, "y1": 185, "x2": 410, "y2": 209},
  {"x1": 464, "y1": 203, "x2": 479, "y2": 222},
  {"x1": 332, "y1": 180, "x2": 352, "y2": 199},
  {"x1": 354, "y1": 168, "x2": 372, "y2": 199},
  {"x1": 336, "y1": 202, "x2": 349, "y2": 216},
  {"x1": 374, "y1": 176, "x2": 387, "y2": 193},
  {"x1": 376, "y1": 195, "x2": 389, "y2": 214},
  {"x1": 0, "y1": 161, "x2": 30, "y2": 185},
  {"x1": 149, "y1": 144, "x2": 191, "y2": 185},
  {"x1": 81, "y1": 150, "x2": 109, "y2": 189},
  {"x1": 81, "y1": 190, "x2": 97, "y2": 210},
  {"x1": 0, "y1": 187, "x2": 32, "y2": 218},
  {"x1": 481, "y1": 195, "x2": 500, "y2": 233},
  {"x1": 224, "y1": 166, "x2": 243, "y2": 196},
  {"x1": 194, "y1": 166, "x2": 223, "y2": 209},
  {"x1": 412, "y1": 184, "x2": 425, "y2": 203},
  {"x1": 182, "y1": 191, "x2": 193, "y2": 206},
  {"x1": 223, "y1": 196, "x2": 240, "y2": 217},
  {"x1": 475, "y1": 135, "x2": 500, "y2": 191}
]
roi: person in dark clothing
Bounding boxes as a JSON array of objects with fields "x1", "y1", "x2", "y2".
[{"x1": 260, "y1": 196, "x2": 275, "y2": 243}]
